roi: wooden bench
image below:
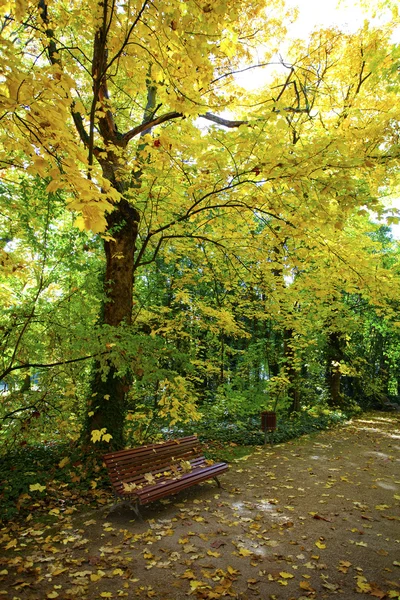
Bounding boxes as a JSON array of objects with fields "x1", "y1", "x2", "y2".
[{"x1": 103, "y1": 435, "x2": 228, "y2": 517}]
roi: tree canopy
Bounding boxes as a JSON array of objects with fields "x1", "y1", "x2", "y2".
[{"x1": 0, "y1": 0, "x2": 400, "y2": 450}]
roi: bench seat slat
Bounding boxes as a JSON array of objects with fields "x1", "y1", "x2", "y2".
[
  {"x1": 136, "y1": 464, "x2": 229, "y2": 504},
  {"x1": 103, "y1": 436, "x2": 228, "y2": 511},
  {"x1": 105, "y1": 449, "x2": 201, "y2": 476},
  {"x1": 111, "y1": 456, "x2": 220, "y2": 495},
  {"x1": 109, "y1": 455, "x2": 208, "y2": 485}
]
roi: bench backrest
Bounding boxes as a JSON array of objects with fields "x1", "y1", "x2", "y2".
[{"x1": 103, "y1": 435, "x2": 203, "y2": 493}]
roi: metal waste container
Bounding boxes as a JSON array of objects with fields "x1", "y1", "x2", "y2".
[{"x1": 261, "y1": 411, "x2": 277, "y2": 432}]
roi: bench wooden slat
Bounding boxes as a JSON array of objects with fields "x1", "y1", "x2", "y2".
[
  {"x1": 104, "y1": 438, "x2": 200, "y2": 471},
  {"x1": 103, "y1": 436, "x2": 228, "y2": 514},
  {"x1": 105, "y1": 446, "x2": 200, "y2": 473},
  {"x1": 109, "y1": 454, "x2": 207, "y2": 482},
  {"x1": 111, "y1": 456, "x2": 217, "y2": 495},
  {"x1": 104, "y1": 435, "x2": 198, "y2": 462},
  {"x1": 137, "y1": 463, "x2": 229, "y2": 504}
]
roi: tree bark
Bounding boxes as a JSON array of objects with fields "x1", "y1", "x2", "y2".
[
  {"x1": 82, "y1": 199, "x2": 140, "y2": 450},
  {"x1": 326, "y1": 331, "x2": 343, "y2": 407},
  {"x1": 283, "y1": 328, "x2": 300, "y2": 412}
]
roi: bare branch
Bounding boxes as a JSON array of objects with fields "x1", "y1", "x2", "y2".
[
  {"x1": 210, "y1": 62, "x2": 276, "y2": 85},
  {"x1": 200, "y1": 112, "x2": 247, "y2": 128}
]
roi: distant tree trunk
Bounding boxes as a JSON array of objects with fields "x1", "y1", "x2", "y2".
[
  {"x1": 326, "y1": 331, "x2": 343, "y2": 407},
  {"x1": 378, "y1": 348, "x2": 390, "y2": 404},
  {"x1": 220, "y1": 333, "x2": 225, "y2": 384},
  {"x1": 19, "y1": 373, "x2": 31, "y2": 392},
  {"x1": 266, "y1": 327, "x2": 280, "y2": 378},
  {"x1": 284, "y1": 328, "x2": 301, "y2": 412}
]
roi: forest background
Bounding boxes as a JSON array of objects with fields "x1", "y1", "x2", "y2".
[{"x1": 1, "y1": 0, "x2": 400, "y2": 516}]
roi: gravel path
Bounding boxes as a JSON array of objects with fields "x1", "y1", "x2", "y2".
[{"x1": 1, "y1": 412, "x2": 399, "y2": 599}]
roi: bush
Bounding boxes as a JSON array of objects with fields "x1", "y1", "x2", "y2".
[{"x1": 175, "y1": 407, "x2": 348, "y2": 446}]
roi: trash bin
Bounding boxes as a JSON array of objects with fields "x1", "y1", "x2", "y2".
[{"x1": 261, "y1": 411, "x2": 277, "y2": 432}]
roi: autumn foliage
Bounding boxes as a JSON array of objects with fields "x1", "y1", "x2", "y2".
[{"x1": 0, "y1": 0, "x2": 400, "y2": 450}]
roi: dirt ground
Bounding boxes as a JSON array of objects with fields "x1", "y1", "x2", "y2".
[{"x1": 1, "y1": 412, "x2": 399, "y2": 599}]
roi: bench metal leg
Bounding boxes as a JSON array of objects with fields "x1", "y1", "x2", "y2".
[
  {"x1": 214, "y1": 476, "x2": 222, "y2": 488},
  {"x1": 130, "y1": 500, "x2": 144, "y2": 521},
  {"x1": 106, "y1": 498, "x2": 144, "y2": 521}
]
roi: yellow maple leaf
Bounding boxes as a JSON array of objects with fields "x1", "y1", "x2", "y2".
[
  {"x1": 144, "y1": 473, "x2": 155, "y2": 484},
  {"x1": 91, "y1": 428, "x2": 113, "y2": 443},
  {"x1": 180, "y1": 460, "x2": 192, "y2": 473},
  {"x1": 181, "y1": 569, "x2": 195, "y2": 579},
  {"x1": 189, "y1": 581, "x2": 209, "y2": 591},
  {"x1": 356, "y1": 576, "x2": 372, "y2": 593},
  {"x1": 29, "y1": 483, "x2": 46, "y2": 492},
  {"x1": 300, "y1": 580, "x2": 315, "y2": 591},
  {"x1": 237, "y1": 547, "x2": 252, "y2": 556},
  {"x1": 122, "y1": 482, "x2": 138, "y2": 493}
]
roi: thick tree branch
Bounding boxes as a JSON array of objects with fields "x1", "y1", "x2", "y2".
[
  {"x1": 2, "y1": 404, "x2": 41, "y2": 421},
  {"x1": 123, "y1": 111, "x2": 183, "y2": 142},
  {"x1": 71, "y1": 106, "x2": 90, "y2": 146},
  {"x1": 0, "y1": 352, "x2": 107, "y2": 381},
  {"x1": 123, "y1": 110, "x2": 249, "y2": 143}
]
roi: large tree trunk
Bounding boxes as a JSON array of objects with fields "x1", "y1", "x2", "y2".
[{"x1": 83, "y1": 199, "x2": 140, "y2": 450}]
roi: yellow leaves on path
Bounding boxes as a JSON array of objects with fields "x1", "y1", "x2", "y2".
[
  {"x1": 236, "y1": 547, "x2": 252, "y2": 557},
  {"x1": 356, "y1": 575, "x2": 372, "y2": 593},
  {"x1": 338, "y1": 560, "x2": 352, "y2": 573},
  {"x1": 1, "y1": 414, "x2": 398, "y2": 599},
  {"x1": 279, "y1": 571, "x2": 294, "y2": 579},
  {"x1": 300, "y1": 579, "x2": 316, "y2": 592}
]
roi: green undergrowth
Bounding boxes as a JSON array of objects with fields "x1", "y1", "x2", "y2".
[
  {"x1": 180, "y1": 408, "x2": 348, "y2": 447},
  {"x1": 0, "y1": 442, "x2": 109, "y2": 523}
]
